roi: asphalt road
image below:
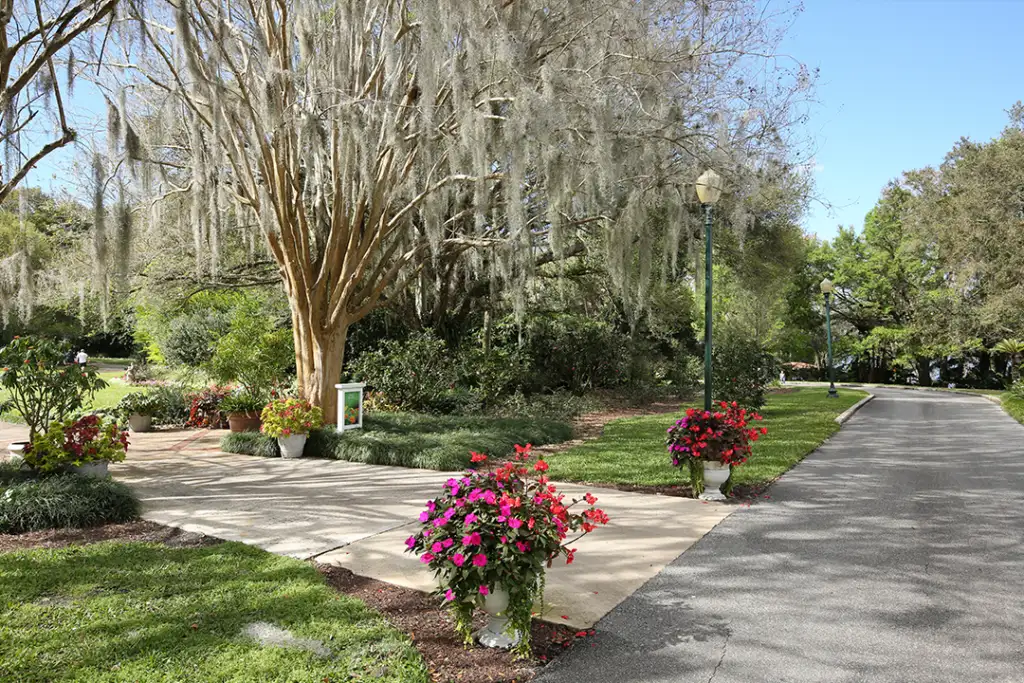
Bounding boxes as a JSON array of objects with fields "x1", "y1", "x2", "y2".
[{"x1": 539, "y1": 389, "x2": 1024, "y2": 682}]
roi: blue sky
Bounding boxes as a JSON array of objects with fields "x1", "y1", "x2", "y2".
[{"x1": 780, "y1": 0, "x2": 1023, "y2": 239}]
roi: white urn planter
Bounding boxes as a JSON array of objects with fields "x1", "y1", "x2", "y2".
[
  {"x1": 475, "y1": 586, "x2": 521, "y2": 649},
  {"x1": 5, "y1": 442, "x2": 27, "y2": 466},
  {"x1": 278, "y1": 433, "x2": 307, "y2": 459},
  {"x1": 699, "y1": 461, "x2": 730, "y2": 501},
  {"x1": 72, "y1": 461, "x2": 109, "y2": 478},
  {"x1": 128, "y1": 414, "x2": 153, "y2": 433}
]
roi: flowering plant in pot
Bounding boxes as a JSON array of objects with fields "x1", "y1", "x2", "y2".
[
  {"x1": 260, "y1": 398, "x2": 323, "y2": 458},
  {"x1": 405, "y1": 444, "x2": 609, "y2": 657},
  {"x1": 666, "y1": 401, "x2": 767, "y2": 500},
  {"x1": 220, "y1": 392, "x2": 266, "y2": 432},
  {"x1": 185, "y1": 386, "x2": 233, "y2": 429},
  {"x1": 114, "y1": 391, "x2": 161, "y2": 432},
  {"x1": 24, "y1": 414, "x2": 129, "y2": 478}
]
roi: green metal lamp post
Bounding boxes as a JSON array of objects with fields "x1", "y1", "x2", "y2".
[
  {"x1": 820, "y1": 278, "x2": 839, "y2": 399},
  {"x1": 696, "y1": 169, "x2": 724, "y2": 412}
]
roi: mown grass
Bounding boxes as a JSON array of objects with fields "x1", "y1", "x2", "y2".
[
  {"x1": 222, "y1": 412, "x2": 573, "y2": 471},
  {"x1": 0, "y1": 465, "x2": 140, "y2": 533},
  {"x1": 0, "y1": 371, "x2": 135, "y2": 424},
  {"x1": 544, "y1": 388, "x2": 866, "y2": 488},
  {"x1": 0, "y1": 541, "x2": 428, "y2": 683},
  {"x1": 1000, "y1": 392, "x2": 1024, "y2": 425}
]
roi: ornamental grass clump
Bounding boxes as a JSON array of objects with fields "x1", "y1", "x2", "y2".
[
  {"x1": 666, "y1": 401, "x2": 767, "y2": 496},
  {"x1": 405, "y1": 444, "x2": 609, "y2": 657},
  {"x1": 260, "y1": 398, "x2": 323, "y2": 438}
]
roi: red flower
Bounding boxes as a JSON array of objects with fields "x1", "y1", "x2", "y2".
[
  {"x1": 534, "y1": 459, "x2": 549, "y2": 473},
  {"x1": 470, "y1": 452, "x2": 488, "y2": 463}
]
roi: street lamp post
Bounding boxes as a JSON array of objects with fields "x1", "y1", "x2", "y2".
[
  {"x1": 696, "y1": 169, "x2": 723, "y2": 412},
  {"x1": 820, "y1": 278, "x2": 839, "y2": 399}
]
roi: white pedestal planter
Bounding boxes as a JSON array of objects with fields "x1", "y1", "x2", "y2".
[
  {"x1": 475, "y1": 586, "x2": 521, "y2": 649},
  {"x1": 128, "y1": 414, "x2": 153, "y2": 432},
  {"x1": 278, "y1": 434, "x2": 307, "y2": 459},
  {"x1": 5, "y1": 442, "x2": 26, "y2": 466},
  {"x1": 699, "y1": 461, "x2": 730, "y2": 501},
  {"x1": 72, "y1": 461, "x2": 109, "y2": 478}
]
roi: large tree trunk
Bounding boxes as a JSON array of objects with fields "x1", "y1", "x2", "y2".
[
  {"x1": 291, "y1": 299, "x2": 350, "y2": 426},
  {"x1": 916, "y1": 357, "x2": 932, "y2": 387}
]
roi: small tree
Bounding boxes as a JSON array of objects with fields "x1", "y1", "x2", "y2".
[
  {"x1": 206, "y1": 303, "x2": 293, "y2": 405},
  {"x1": 0, "y1": 336, "x2": 106, "y2": 439}
]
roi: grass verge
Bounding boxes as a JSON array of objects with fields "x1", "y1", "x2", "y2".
[
  {"x1": 221, "y1": 412, "x2": 573, "y2": 471},
  {"x1": 0, "y1": 466, "x2": 140, "y2": 533},
  {"x1": 544, "y1": 388, "x2": 866, "y2": 489},
  {"x1": 1000, "y1": 392, "x2": 1024, "y2": 425},
  {"x1": 0, "y1": 541, "x2": 428, "y2": 683}
]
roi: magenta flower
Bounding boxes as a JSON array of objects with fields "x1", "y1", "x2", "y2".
[
  {"x1": 445, "y1": 589, "x2": 455, "y2": 602},
  {"x1": 452, "y1": 553, "x2": 466, "y2": 567},
  {"x1": 479, "y1": 586, "x2": 490, "y2": 595},
  {"x1": 427, "y1": 501, "x2": 436, "y2": 512},
  {"x1": 418, "y1": 511, "x2": 430, "y2": 522},
  {"x1": 420, "y1": 552, "x2": 434, "y2": 564},
  {"x1": 500, "y1": 535, "x2": 507, "y2": 543},
  {"x1": 516, "y1": 541, "x2": 530, "y2": 552},
  {"x1": 405, "y1": 535, "x2": 416, "y2": 549},
  {"x1": 431, "y1": 542, "x2": 443, "y2": 553},
  {"x1": 432, "y1": 518, "x2": 445, "y2": 528},
  {"x1": 482, "y1": 490, "x2": 497, "y2": 505},
  {"x1": 472, "y1": 553, "x2": 488, "y2": 567},
  {"x1": 464, "y1": 513, "x2": 478, "y2": 525},
  {"x1": 462, "y1": 532, "x2": 482, "y2": 546},
  {"x1": 508, "y1": 518, "x2": 523, "y2": 529},
  {"x1": 442, "y1": 538, "x2": 454, "y2": 549}
]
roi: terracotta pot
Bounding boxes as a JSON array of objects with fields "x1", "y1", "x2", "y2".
[{"x1": 227, "y1": 411, "x2": 262, "y2": 433}]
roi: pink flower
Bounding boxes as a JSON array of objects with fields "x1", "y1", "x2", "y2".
[
  {"x1": 405, "y1": 535, "x2": 416, "y2": 549},
  {"x1": 442, "y1": 538, "x2": 454, "y2": 549},
  {"x1": 472, "y1": 553, "x2": 488, "y2": 567},
  {"x1": 418, "y1": 511, "x2": 430, "y2": 522},
  {"x1": 431, "y1": 542, "x2": 443, "y2": 553},
  {"x1": 464, "y1": 513, "x2": 478, "y2": 525},
  {"x1": 445, "y1": 589, "x2": 455, "y2": 602},
  {"x1": 516, "y1": 541, "x2": 530, "y2": 552},
  {"x1": 508, "y1": 518, "x2": 523, "y2": 529},
  {"x1": 452, "y1": 553, "x2": 466, "y2": 567},
  {"x1": 500, "y1": 536, "x2": 507, "y2": 543},
  {"x1": 479, "y1": 586, "x2": 490, "y2": 595},
  {"x1": 482, "y1": 490, "x2": 497, "y2": 505},
  {"x1": 462, "y1": 532, "x2": 482, "y2": 546},
  {"x1": 432, "y1": 518, "x2": 446, "y2": 528},
  {"x1": 420, "y1": 553, "x2": 434, "y2": 564}
]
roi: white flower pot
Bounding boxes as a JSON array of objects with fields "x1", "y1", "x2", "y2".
[
  {"x1": 475, "y1": 586, "x2": 522, "y2": 649},
  {"x1": 128, "y1": 414, "x2": 153, "y2": 433},
  {"x1": 72, "y1": 461, "x2": 109, "y2": 478},
  {"x1": 5, "y1": 442, "x2": 27, "y2": 466},
  {"x1": 699, "y1": 461, "x2": 730, "y2": 501},
  {"x1": 277, "y1": 434, "x2": 307, "y2": 459}
]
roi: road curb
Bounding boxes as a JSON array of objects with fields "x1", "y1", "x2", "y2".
[{"x1": 835, "y1": 393, "x2": 875, "y2": 425}]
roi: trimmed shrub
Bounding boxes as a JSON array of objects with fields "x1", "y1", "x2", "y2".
[
  {"x1": 163, "y1": 310, "x2": 231, "y2": 367},
  {"x1": 220, "y1": 413, "x2": 573, "y2": 471},
  {"x1": 221, "y1": 432, "x2": 281, "y2": 458},
  {"x1": 349, "y1": 331, "x2": 460, "y2": 412},
  {"x1": 711, "y1": 335, "x2": 778, "y2": 409},
  {"x1": 0, "y1": 467, "x2": 140, "y2": 533}
]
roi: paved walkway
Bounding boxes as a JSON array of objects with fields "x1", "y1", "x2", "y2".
[
  {"x1": 539, "y1": 388, "x2": 1024, "y2": 683},
  {"x1": 1, "y1": 422, "x2": 731, "y2": 629}
]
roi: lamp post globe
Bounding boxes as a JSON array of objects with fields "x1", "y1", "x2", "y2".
[
  {"x1": 820, "y1": 278, "x2": 839, "y2": 398},
  {"x1": 697, "y1": 169, "x2": 723, "y2": 411}
]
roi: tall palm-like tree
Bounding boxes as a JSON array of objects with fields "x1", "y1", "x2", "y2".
[{"x1": 992, "y1": 339, "x2": 1024, "y2": 385}]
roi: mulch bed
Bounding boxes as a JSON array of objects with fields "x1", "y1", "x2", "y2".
[{"x1": 0, "y1": 521, "x2": 584, "y2": 682}]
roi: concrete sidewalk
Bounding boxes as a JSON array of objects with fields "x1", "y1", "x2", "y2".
[{"x1": 2, "y1": 423, "x2": 734, "y2": 629}]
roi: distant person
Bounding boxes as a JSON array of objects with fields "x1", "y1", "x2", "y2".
[
  {"x1": 780, "y1": 369, "x2": 786, "y2": 385},
  {"x1": 63, "y1": 349, "x2": 76, "y2": 365},
  {"x1": 75, "y1": 349, "x2": 88, "y2": 367}
]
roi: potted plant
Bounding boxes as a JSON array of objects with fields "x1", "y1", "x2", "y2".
[
  {"x1": 24, "y1": 414, "x2": 129, "y2": 478},
  {"x1": 260, "y1": 398, "x2": 323, "y2": 458},
  {"x1": 405, "y1": 444, "x2": 609, "y2": 657},
  {"x1": 0, "y1": 337, "x2": 107, "y2": 458},
  {"x1": 114, "y1": 391, "x2": 160, "y2": 432},
  {"x1": 185, "y1": 386, "x2": 232, "y2": 429},
  {"x1": 666, "y1": 401, "x2": 768, "y2": 500},
  {"x1": 220, "y1": 393, "x2": 266, "y2": 433}
]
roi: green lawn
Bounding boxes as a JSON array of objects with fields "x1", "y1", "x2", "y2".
[
  {"x1": 0, "y1": 541, "x2": 427, "y2": 683},
  {"x1": 545, "y1": 388, "x2": 867, "y2": 488},
  {"x1": 1001, "y1": 392, "x2": 1024, "y2": 425}
]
